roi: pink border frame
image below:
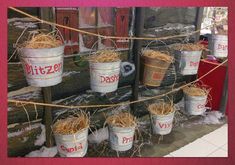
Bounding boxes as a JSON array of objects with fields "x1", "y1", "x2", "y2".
[{"x1": 0, "y1": 0, "x2": 234, "y2": 164}]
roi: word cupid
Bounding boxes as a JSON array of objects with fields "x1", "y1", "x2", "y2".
[{"x1": 60, "y1": 143, "x2": 83, "y2": 153}]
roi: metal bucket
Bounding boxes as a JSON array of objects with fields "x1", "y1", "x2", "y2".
[
  {"x1": 174, "y1": 50, "x2": 202, "y2": 75},
  {"x1": 89, "y1": 60, "x2": 121, "y2": 93},
  {"x1": 141, "y1": 55, "x2": 172, "y2": 87},
  {"x1": 184, "y1": 94, "x2": 207, "y2": 115},
  {"x1": 19, "y1": 45, "x2": 64, "y2": 87},
  {"x1": 108, "y1": 125, "x2": 135, "y2": 151},
  {"x1": 54, "y1": 128, "x2": 88, "y2": 157},
  {"x1": 150, "y1": 111, "x2": 175, "y2": 135},
  {"x1": 209, "y1": 34, "x2": 228, "y2": 58}
]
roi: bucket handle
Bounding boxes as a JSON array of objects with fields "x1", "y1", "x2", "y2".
[
  {"x1": 89, "y1": 38, "x2": 118, "y2": 56},
  {"x1": 89, "y1": 38, "x2": 135, "y2": 77},
  {"x1": 143, "y1": 40, "x2": 171, "y2": 54},
  {"x1": 14, "y1": 23, "x2": 65, "y2": 48}
]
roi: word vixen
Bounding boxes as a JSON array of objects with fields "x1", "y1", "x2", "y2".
[
  {"x1": 122, "y1": 136, "x2": 133, "y2": 144},
  {"x1": 60, "y1": 143, "x2": 83, "y2": 153},
  {"x1": 25, "y1": 62, "x2": 62, "y2": 75},
  {"x1": 157, "y1": 122, "x2": 172, "y2": 129}
]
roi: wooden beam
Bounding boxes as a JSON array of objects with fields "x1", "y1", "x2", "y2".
[
  {"x1": 42, "y1": 87, "x2": 54, "y2": 147},
  {"x1": 219, "y1": 68, "x2": 228, "y2": 114},
  {"x1": 195, "y1": 7, "x2": 204, "y2": 42},
  {"x1": 131, "y1": 7, "x2": 145, "y2": 115},
  {"x1": 39, "y1": 7, "x2": 55, "y2": 30}
]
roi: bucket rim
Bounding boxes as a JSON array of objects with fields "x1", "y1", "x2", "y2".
[
  {"x1": 173, "y1": 49, "x2": 202, "y2": 53},
  {"x1": 53, "y1": 126, "x2": 89, "y2": 136},
  {"x1": 89, "y1": 59, "x2": 121, "y2": 64},
  {"x1": 212, "y1": 34, "x2": 228, "y2": 37},
  {"x1": 108, "y1": 124, "x2": 136, "y2": 130},
  {"x1": 20, "y1": 45, "x2": 65, "y2": 51},
  {"x1": 150, "y1": 109, "x2": 175, "y2": 117},
  {"x1": 141, "y1": 54, "x2": 173, "y2": 63},
  {"x1": 184, "y1": 92, "x2": 208, "y2": 98}
]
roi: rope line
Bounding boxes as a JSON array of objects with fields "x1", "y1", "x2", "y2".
[
  {"x1": 8, "y1": 59, "x2": 227, "y2": 109},
  {"x1": 9, "y1": 7, "x2": 212, "y2": 41}
]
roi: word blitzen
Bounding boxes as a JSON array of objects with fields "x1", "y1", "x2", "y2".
[{"x1": 24, "y1": 62, "x2": 62, "y2": 75}]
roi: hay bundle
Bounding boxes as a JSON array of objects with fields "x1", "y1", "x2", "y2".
[
  {"x1": 148, "y1": 102, "x2": 174, "y2": 115},
  {"x1": 142, "y1": 50, "x2": 173, "y2": 63},
  {"x1": 172, "y1": 43, "x2": 205, "y2": 51},
  {"x1": 21, "y1": 32, "x2": 63, "y2": 49},
  {"x1": 89, "y1": 50, "x2": 120, "y2": 63},
  {"x1": 52, "y1": 113, "x2": 89, "y2": 135},
  {"x1": 106, "y1": 112, "x2": 137, "y2": 128},
  {"x1": 183, "y1": 85, "x2": 209, "y2": 97}
]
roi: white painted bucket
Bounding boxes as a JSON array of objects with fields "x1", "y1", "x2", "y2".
[
  {"x1": 89, "y1": 60, "x2": 121, "y2": 93},
  {"x1": 175, "y1": 50, "x2": 202, "y2": 75},
  {"x1": 209, "y1": 34, "x2": 228, "y2": 58},
  {"x1": 184, "y1": 94, "x2": 207, "y2": 115},
  {"x1": 151, "y1": 111, "x2": 175, "y2": 135},
  {"x1": 108, "y1": 125, "x2": 135, "y2": 151},
  {"x1": 19, "y1": 45, "x2": 64, "y2": 87},
  {"x1": 54, "y1": 128, "x2": 88, "y2": 157}
]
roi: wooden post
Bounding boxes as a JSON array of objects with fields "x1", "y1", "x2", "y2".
[
  {"x1": 131, "y1": 8, "x2": 145, "y2": 115},
  {"x1": 219, "y1": 68, "x2": 228, "y2": 114},
  {"x1": 195, "y1": 7, "x2": 204, "y2": 42},
  {"x1": 188, "y1": 7, "x2": 204, "y2": 83},
  {"x1": 39, "y1": 7, "x2": 55, "y2": 30},
  {"x1": 42, "y1": 87, "x2": 54, "y2": 147}
]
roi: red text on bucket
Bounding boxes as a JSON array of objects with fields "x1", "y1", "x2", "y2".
[
  {"x1": 122, "y1": 136, "x2": 133, "y2": 144},
  {"x1": 197, "y1": 103, "x2": 206, "y2": 110},
  {"x1": 190, "y1": 61, "x2": 199, "y2": 67},
  {"x1": 217, "y1": 44, "x2": 228, "y2": 51},
  {"x1": 60, "y1": 143, "x2": 83, "y2": 153},
  {"x1": 25, "y1": 62, "x2": 62, "y2": 76},
  {"x1": 157, "y1": 122, "x2": 172, "y2": 129},
  {"x1": 100, "y1": 74, "x2": 119, "y2": 83},
  {"x1": 152, "y1": 72, "x2": 161, "y2": 80}
]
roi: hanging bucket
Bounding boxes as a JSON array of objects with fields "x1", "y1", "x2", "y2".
[
  {"x1": 89, "y1": 39, "x2": 122, "y2": 93},
  {"x1": 142, "y1": 55, "x2": 172, "y2": 87},
  {"x1": 108, "y1": 125, "x2": 135, "y2": 151},
  {"x1": 141, "y1": 40, "x2": 173, "y2": 87},
  {"x1": 54, "y1": 128, "x2": 88, "y2": 157},
  {"x1": 184, "y1": 94, "x2": 207, "y2": 115},
  {"x1": 209, "y1": 34, "x2": 228, "y2": 58},
  {"x1": 19, "y1": 45, "x2": 64, "y2": 87},
  {"x1": 174, "y1": 50, "x2": 202, "y2": 75},
  {"x1": 150, "y1": 111, "x2": 175, "y2": 135}
]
